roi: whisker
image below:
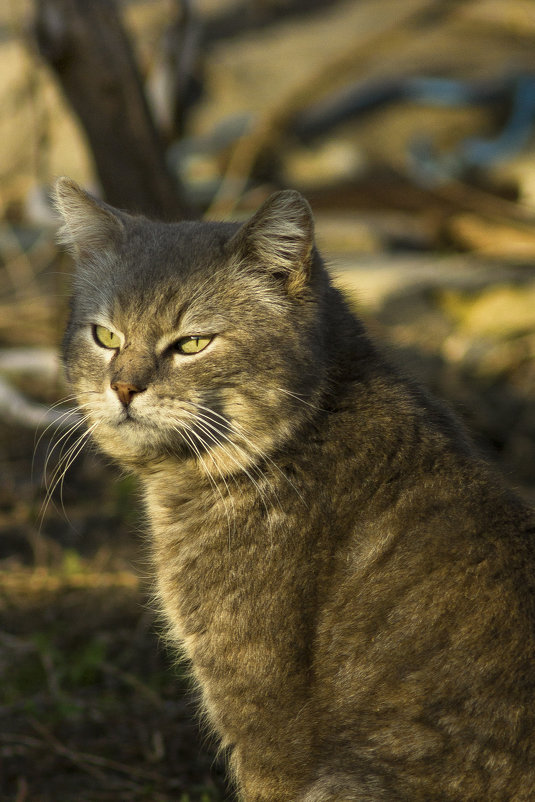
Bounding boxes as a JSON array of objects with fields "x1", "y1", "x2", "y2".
[
  {"x1": 41, "y1": 409, "x2": 92, "y2": 487},
  {"x1": 32, "y1": 390, "x2": 100, "y2": 476},
  {"x1": 57, "y1": 421, "x2": 100, "y2": 522},
  {"x1": 177, "y1": 401, "x2": 282, "y2": 505},
  {"x1": 276, "y1": 387, "x2": 326, "y2": 412},
  {"x1": 189, "y1": 414, "x2": 271, "y2": 516},
  {"x1": 190, "y1": 402, "x2": 305, "y2": 506},
  {"x1": 33, "y1": 398, "x2": 92, "y2": 455},
  {"x1": 173, "y1": 422, "x2": 236, "y2": 545},
  {"x1": 32, "y1": 406, "x2": 83, "y2": 480},
  {"x1": 42, "y1": 420, "x2": 93, "y2": 508},
  {"x1": 39, "y1": 420, "x2": 98, "y2": 527}
]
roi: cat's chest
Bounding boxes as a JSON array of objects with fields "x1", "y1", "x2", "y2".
[
  {"x1": 143, "y1": 459, "x2": 261, "y2": 537},
  {"x1": 143, "y1": 465, "x2": 261, "y2": 611},
  {"x1": 144, "y1": 466, "x2": 234, "y2": 566},
  {"x1": 142, "y1": 462, "x2": 316, "y2": 652}
]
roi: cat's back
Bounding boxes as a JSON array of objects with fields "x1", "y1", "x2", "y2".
[{"x1": 308, "y1": 341, "x2": 535, "y2": 799}]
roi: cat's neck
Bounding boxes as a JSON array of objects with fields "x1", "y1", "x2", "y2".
[{"x1": 142, "y1": 453, "x2": 321, "y2": 799}]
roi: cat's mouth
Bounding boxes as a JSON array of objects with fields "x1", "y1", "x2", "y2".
[
  {"x1": 116, "y1": 410, "x2": 152, "y2": 430},
  {"x1": 102, "y1": 398, "x2": 239, "y2": 463},
  {"x1": 118, "y1": 409, "x2": 136, "y2": 423},
  {"x1": 113, "y1": 405, "x2": 149, "y2": 429}
]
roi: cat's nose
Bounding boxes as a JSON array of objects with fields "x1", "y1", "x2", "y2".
[{"x1": 111, "y1": 381, "x2": 145, "y2": 407}]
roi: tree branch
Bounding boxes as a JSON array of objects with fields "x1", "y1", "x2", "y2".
[{"x1": 33, "y1": 0, "x2": 190, "y2": 219}]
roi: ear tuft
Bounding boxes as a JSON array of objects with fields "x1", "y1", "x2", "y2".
[
  {"x1": 53, "y1": 177, "x2": 125, "y2": 260},
  {"x1": 230, "y1": 190, "x2": 315, "y2": 294}
]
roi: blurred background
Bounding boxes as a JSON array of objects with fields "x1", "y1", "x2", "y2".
[{"x1": 2, "y1": 1, "x2": 535, "y2": 800}]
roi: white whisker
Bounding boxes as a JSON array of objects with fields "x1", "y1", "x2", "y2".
[
  {"x1": 173, "y1": 422, "x2": 236, "y2": 546},
  {"x1": 191, "y1": 401, "x2": 305, "y2": 506},
  {"x1": 32, "y1": 390, "x2": 100, "y2": 479},
  {"x1": 41, "y1": 408, "x2": 93, "y2": 486},
  {"x1": 186, "y1": 413, "x2": 272, "y2": 516},
  {"x1": 276, "y1": 387, "x2": 326, "y2": 412},
  {"x1": 57, "y1": 423, "x2": 99, "y2": 521},
  {"x1": 39, "y1": 420, "x2": 99, "y2": 527},
  {"x1": 173, "y1": 400, "x2": 290, "y2": 512}
]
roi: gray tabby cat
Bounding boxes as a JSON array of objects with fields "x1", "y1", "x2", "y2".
[{"x1": 55, "y1": 177, "x2": 535, "y2": 802}]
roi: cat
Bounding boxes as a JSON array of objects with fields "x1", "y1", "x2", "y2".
[{"x1": 55, "y1": 176, "x2": 535, "y2": 802}]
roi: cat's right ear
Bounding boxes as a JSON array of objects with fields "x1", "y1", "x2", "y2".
[
  {"x1": 53, "y1": 177, "x2": 125, "y2": 263},
  {"x1": 227, "y1": 190, "x2": 315, "y2": 295}
]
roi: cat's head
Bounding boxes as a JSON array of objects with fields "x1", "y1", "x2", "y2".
[{"x1": 56, "y1": 179, "x2": 330, "y2": 474}]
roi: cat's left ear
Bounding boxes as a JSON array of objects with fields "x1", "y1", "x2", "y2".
[
  {"x1": 228, "y1": 190, "x2": 315, "y2": 295},
  {"x1": 53, "y1": 177, "x2": 125, "y2": 265}
]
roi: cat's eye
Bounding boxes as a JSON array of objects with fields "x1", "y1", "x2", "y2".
[
  {"x1": 93, "y1": 324, "x2": 121, "y2": 349},
  {"x1": 174, "y1": 335, "x2": 212, "y2": 355}
]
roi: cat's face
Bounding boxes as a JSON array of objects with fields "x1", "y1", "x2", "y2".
[{"x1": 56, "y1": 180, "x2": 328, "y2": 474}]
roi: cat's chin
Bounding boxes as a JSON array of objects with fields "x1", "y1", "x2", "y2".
[
  {"x1": 92, "y1": 416, "x2": 192, "y2": 467},
  {"x1": 92, "y1": 419, "x2": 166, "y2": 464}
]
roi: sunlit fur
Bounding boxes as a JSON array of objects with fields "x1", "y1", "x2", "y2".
[{"x1": 57, "y1": 179, "x2": 535, "y2": 802}]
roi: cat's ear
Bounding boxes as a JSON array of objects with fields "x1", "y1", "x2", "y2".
[
  {"x1": 53, "y1": 177, "x2": 125, "y2": 263},
  {"x1": 228, "y1": 190, "x2": 315, "y2": 295}
]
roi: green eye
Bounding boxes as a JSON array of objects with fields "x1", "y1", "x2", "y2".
[
  {"x1": 93, "y1": 324, "x2": 121, "y2": 349},
  {"x1": 175, "y1": 336, "x2": 212, "y2": 355}
]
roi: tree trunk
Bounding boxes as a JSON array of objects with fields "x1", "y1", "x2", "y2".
[{"x1": 34, "y1": 0, "x2": 190, "y2": 220}]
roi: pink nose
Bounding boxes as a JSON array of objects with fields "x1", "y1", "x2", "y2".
[{"x1": 111, "y1": 381, "x2": 144, "y2": 406}]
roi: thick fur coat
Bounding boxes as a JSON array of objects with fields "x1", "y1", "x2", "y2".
[{"x1": 56, "y1": 178, "x2": 535, "y2": 801}]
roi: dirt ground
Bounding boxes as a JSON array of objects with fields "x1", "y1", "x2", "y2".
[{"x1": 2, "y1": 1, "x2": 535, "y2": 801}]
